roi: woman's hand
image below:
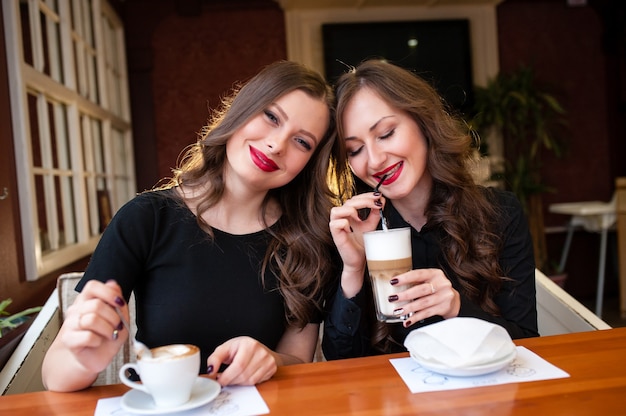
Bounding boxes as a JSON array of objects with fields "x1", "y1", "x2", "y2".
[
  {"x1": 42, "y1": 279, "x2": 129, "y2": 391},
  {"x1": 205, "y1": 336, "x2": 279, "y2": 386},
  {"x1": 206, "y1": 323, "x2": 319, "y2": 387},
  {"x1": 60, "y1": 280, "x2": 129, "y2": 372},
  {"x1": 387, "y1": 268, "x2": 461, "y2": 327},
  {"x1": 329, "y1": 192, "x2": 385, "y2": 297}
]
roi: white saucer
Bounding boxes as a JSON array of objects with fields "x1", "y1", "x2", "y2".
[
  {"x1": 411, "y1": 349, "x2": 517, "y2": 377},
  {"x1": 121, "y1": 377, "x2": 221, "y2": 415}
]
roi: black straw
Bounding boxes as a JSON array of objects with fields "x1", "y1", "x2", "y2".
[
  {"x1": 374, "y1": 175, "x2": 389, "y2": 230},
  {"x1": 375, "y1": 174, "x2": 388, "y2": 193}
]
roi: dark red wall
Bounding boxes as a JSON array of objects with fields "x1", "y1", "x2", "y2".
[
  {"x1": 498, "y1": 0, "x2": 615, "y2": 215},
  {"x1": 119, "y1": 0, "x2": 286, "y2": 191},
  {"x1": 497, "y1": 0, "x2": 625, "y2": 299}
]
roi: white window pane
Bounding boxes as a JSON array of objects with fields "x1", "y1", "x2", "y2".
[
  {"x1": 18, "y1": 1, "x2": 34, "y2": 67},
  {"x1": 112, "y1": 127, "x2": 132, "y2": 208},
  {"x1": 40, "y1": 0, "x2": 64, "y2": 82},
  {"x1": 52, "y1": 100, "x2": 70, "y2": 170},
  {"x1": 26, "y1": 92, "x2": 42, "y2": 168}
]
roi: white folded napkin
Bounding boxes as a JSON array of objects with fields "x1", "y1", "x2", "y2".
[{"x1": 404, "y1": 317, "x2": 515, "y2": 369}]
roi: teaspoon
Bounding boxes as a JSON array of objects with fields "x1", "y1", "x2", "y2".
[{"x1": 116, "y1": 307, "x2": 152, "y2": 358}]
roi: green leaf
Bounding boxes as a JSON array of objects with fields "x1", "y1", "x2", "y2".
[{"x1": 0, "y1": 299, "x2": 42, "y2": 338}]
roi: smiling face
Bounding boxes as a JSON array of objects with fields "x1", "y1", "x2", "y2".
[
  {"x1": 225, "y1": 89, "x2": 330, "y2": 193},
  {"x1": 342, "y1": 87, "x2": 432, "y2": 200}
]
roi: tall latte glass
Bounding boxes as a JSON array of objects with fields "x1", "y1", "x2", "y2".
[{"x1": 363, "y1": 227, "x2": 413, "y2": 323}]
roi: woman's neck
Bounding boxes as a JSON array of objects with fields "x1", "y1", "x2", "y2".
[
  {"x1": 390, "y1": 176, "x2": 432, "y2": 232},
  {"x1": 177, "y1": 184, "x2": 280, "y2": 234}
]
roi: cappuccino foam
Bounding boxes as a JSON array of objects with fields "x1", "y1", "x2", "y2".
[{"x1": 141, "y1": 344, "x2": 198, "y2": 362}]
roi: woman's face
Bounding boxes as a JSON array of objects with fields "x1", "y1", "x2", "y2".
[
  {"x1": 226, "y1": 89, "x2": 329, "y2": 192},
  {"x1": 341, "y1": 87, "x2": 430, "y2": 200}
]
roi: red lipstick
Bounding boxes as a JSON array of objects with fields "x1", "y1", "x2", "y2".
[
  {"x1": 250, "y1": 146, "x2": 279, "y2": 172},
  {"x1": 375, "y1": 162, "x2": 403, "y2": 185}
]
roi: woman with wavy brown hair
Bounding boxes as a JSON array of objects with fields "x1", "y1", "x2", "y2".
[
  {"x1": 323, "y1": 59, "x2": 538, "y2": 359},
  {"x1": 43, "y1": 60, "x2": 351, "y2": 391}
]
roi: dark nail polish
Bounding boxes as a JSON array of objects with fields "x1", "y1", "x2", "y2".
[
  {"x1": 404, "y1": 320, "x2": 412, "y2": 327},
  {"x1": 206, "y1": 365, "x2": 214, "y2": 375},
  {"x1": 114, "y1": 296, "x2": 125, "y2": 307},
  {"x1": 374, "y1": 200, "x2": 382, "y2": 207},
  {"x1": 388, "y1": 294, "x2": 399, "y2": 302},
  {"x1": 390, "y1": 278, "x2": 399, "y2": 285},
  {"x1": 117, "y1": 321, "x2": 124, "y2": 330},
  {"x1": 373, "y1": 191, "x2": 381, "y2": 197}
]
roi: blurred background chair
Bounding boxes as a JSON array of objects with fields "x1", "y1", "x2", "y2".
[{"x1": 549, "y1": 193, "x2": 617, "y2": 317}]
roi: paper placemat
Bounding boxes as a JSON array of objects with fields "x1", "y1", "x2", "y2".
[
  {"x1": 390, "y1": 346, "x2": 569, "y2": 394},
  {"x1": 94, "y1": 385, "x2": 269, "y2": 416}
]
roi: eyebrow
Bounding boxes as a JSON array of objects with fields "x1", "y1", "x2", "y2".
[
  {"x1": 272, "y1": 102, "x2": 319, "y2": 144},
  {"x1": 344, "y1": 115, "x2": 395, "y2": 142}
]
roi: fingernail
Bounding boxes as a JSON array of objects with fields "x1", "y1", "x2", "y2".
[
  {"x1": 374, "y1": 200, "x2": 382, "y2": 207},
  {"x1": 117, "y1": 321, "x2": 124, "y2": 330},
  {"x1": 206, "y1": 365, "x2": 214, "y2": 375},
  {"x1": 404, "y1": 320, "x2": 412, "y2": 327},
  {"x1": 373, "y1": 191, "x2": 381, "y2": 196},
  {"x1": 390, "y1": 278, "x2": 399, "y2": 285},
  {"x1": 115, "y1": 296, "x2": 125, "y2": 307},
  {"x1": 388, "y1": 294, "x2": 398, "y2": 302},
  {"x1": 393, "y1": 308, "x2": 404, "y2": 315}
]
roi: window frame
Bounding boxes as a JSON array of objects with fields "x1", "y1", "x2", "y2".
[{"x1": 3, "y1": 0, "x2": 135, "y2": 281}]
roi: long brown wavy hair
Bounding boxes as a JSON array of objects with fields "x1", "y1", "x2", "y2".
[
  {"x1": 335, "y1": 59, "x2": 504, "y2": 350},
  {"x1": 161, "y1": 61, "x2": 351, "y2": 328}
]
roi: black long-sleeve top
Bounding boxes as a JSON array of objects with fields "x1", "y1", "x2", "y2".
[
  {"x1": 322, "y1": 188, "x2": 539, "y2": 360},
  {"x1": 77, "y1": 189, "x2": 326, "y2": 374}
]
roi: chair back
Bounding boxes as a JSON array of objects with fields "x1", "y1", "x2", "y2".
[
  {"x1": 535, "y1": 269, "x2": 611, "y2": 335},
  {"x1": 0, "y1": 289, "x2": 59, "y2": 395}
]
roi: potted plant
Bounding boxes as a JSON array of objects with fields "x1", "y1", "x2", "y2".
[
  {"x1": 0, "y1": 298, "x2": 42, "y2": 369},
  {"x1": 469, "y1": 66, "x2": 568, "y2": 271}
]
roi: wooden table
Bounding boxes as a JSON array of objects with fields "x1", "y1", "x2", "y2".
[{"x1": 2, "y1": 328, "x2": 625, "y2": 415}]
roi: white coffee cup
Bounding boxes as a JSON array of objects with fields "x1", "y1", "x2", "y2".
[
  {"x1": 363, "y1": 227, "x2": 413, "y2": 323},
  {"x1": 119, "y1": 344, "x2": 200, "y2": 408}
]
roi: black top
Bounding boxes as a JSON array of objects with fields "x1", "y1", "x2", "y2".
[
  {"x1": 77, "y1": 189, "x2": 321, "y2": 373},
  {"x1": 322, "y1": 188, "x2": 538, "y2": 360}
]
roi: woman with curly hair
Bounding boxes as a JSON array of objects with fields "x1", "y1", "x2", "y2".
[
  {"x1": 43, "y1": 60, "x2": 350, "y2": 391},
  {"x1": 323, "y1": 59, "x2": 538, "y2": 360}
]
